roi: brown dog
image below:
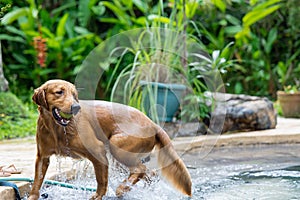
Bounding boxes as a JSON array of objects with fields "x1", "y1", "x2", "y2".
[{"x1": 28, "y1": 79, "x2": 192, "y2": 200}]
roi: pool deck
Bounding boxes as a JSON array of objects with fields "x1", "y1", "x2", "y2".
[{"x1": 0, "y1": 117, "x2": 300, "y2": 199}]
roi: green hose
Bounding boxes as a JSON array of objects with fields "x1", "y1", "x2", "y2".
[{"x1": 0, "y1": 177, "x2": 96, "y2": 192}]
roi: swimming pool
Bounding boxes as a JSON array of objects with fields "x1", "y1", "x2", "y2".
[{"x1": 34, "y1": 144, "x2": 300, "y2": 200}]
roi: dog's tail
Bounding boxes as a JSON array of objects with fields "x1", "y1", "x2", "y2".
[{"x1": 156, "y1": 128, "x2": 192, "y2": 196}]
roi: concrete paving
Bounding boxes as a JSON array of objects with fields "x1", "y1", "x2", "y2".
[
  {"x1": 0, "y1": 138, "x2": 75, "y2": 199},
  {"x1": 173, "y1": 117, "x2": 300, "y2": 152},
  {"x1": 0, "y1": 117, "x2": 299, "y2": 199}
]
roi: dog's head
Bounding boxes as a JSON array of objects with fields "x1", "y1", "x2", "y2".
[{"x1": 32, "y1": 80, "x2": 81, "y2": 126}]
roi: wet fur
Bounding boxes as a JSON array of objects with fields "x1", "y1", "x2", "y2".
[{"x1": 28, "y1": 80, "x2": 192, "y2": 200}]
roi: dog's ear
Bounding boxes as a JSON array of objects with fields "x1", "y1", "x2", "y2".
[{"x1": 32, "y1": 88, "x2": 48, "y2": 109}]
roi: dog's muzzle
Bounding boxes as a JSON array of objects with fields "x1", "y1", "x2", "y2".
[
  {"x1": 52, "y1": 103, "x2": 81, "y2": 127},
  {"x1": 71, "y1": 103, "x2": 81, "y2": 115}
]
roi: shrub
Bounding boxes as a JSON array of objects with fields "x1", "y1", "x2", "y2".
[
  {"x1": 0, "y1": 92, "x2": 37, "y2": 140},
  {"x1": 0, "y1": 92, "x2": 28, "y2": 118}
]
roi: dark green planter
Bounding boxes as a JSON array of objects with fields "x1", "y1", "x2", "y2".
[{"x1": 140, "y1": 81, "x2": 186, "y2": 122}]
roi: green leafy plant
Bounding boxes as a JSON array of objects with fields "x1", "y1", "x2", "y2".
[
  {"x1": 1, "y1": 0, "x2": 298, "y2": 106},
  {"x1": 0, "y1": 92, "x2": 28, "y2": 118},
  {"x1": 106, "y1": 28, "x2": 188, "y2": 123},
  {"x1": 0, "y1": 0, "x2": 101, "y2": 101},
  {"x1": 276, "y1": 50, "x2": 300, "y2": 92},
  {"x1": 91, "y1": 0, "x2": 160, "y2": 38},
  {"x1": 182, "y1": 42, "x2": 236, "y2": 121},
  {"x1": 0, "y1": 92, "x2": 37, "y2": 140},
  {"x1": 104, "y1": 0, "x2": 232, "y2": 123},
  {"x1": 274, "y1": 0, "x2": 300, "y2": 94},
  {"x1": 0, "y1": 109, "x2": 37, "y2": 140},
  {"x1": 283, "y1": 85, "x2": 300, "y2": 94},
  {"x1": 189, "y1": 0, "x2": 288, "y2": 97},
  {"x1": 98, "y1": 1, "x2": 188, "y2": 122},
  {"x1": 235, "y1": 0, "x2": 283, "y2": 42}
]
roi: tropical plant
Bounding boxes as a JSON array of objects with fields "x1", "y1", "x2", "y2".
[
  {"x1": 189, "y1": 0, "x2": 286, "y2": 97},
  {"x1": 106, "y1": 27, "x2": 189, "y2": 123},
  {"x1": 0, "y1": 0, "x2": 101, "y2": 100},
  {"x1": 233, "y1": 0, "x2": 284, "y2": 97},
  {"x1": 102, "y1": 0, "x2": 232, "y2": 124},
  {"x1": 276, "y1": 51, "x2": 300, "y2": 93},
  {"x1": 275, "y1": 0, "x2": 300, "y2": 93},
  {"x1": 0, "y1": 0, "x2": 297, "y2": 103}
]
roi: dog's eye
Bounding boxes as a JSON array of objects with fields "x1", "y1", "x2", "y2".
[{"x1": 55, "y1": 90, "x2": 64, "y2": 95}]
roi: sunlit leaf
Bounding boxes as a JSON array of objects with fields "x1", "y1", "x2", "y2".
[
  {"x1": 211, "y1": 0, "x2": 226, "y2": 12},
  {"x1": 41, "y1": 27, "x2": 55, "y2": 38},
  {"x1": 101, "y1": 1, "x2": 129, "y2": 25},
  {"x1": 243, "y1": 0, "x2": 282, "y2": 27},
  {"x1": 56, "y1": 13, "x2": 69, "y2": 37},
  {"x1": 1, "y1": 8, "x2": 29, "y2": 25},
  {"x1": 243, "y1": 5, "x2": 281, "y2": 27}
]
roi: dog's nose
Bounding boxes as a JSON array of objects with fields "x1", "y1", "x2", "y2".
[{"x1": 71, "y1": 103, "x2": 81, "y2": 115}]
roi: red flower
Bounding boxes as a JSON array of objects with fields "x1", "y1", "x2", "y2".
[{"x1": 33, "y1": 36, "x2": 47, "y2": 67}]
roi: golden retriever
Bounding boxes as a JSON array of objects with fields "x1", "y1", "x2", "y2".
[{"x1": 28, "y1": 79, "x2": 191, "y2": 200}]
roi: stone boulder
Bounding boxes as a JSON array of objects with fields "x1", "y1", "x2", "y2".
[
  {"x1": 209, "y1": 93, "x2": 277, "y2": 133},
  {"x1": 162, "y1": 93, "x2": 277, "y2": 137}
]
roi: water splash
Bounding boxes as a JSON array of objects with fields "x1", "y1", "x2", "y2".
[
  {"x1": 56, "y1": 156, "x2": 62, "y2": 174},
  {"x1": 30, "y1": 144, "x2": 300, "y2": 199},
  {"x1": 63, "y1": 127, "x2": 69, "y2": 146},
  {"x1": 63, "y1": 127, "x2": 71, "y2": 156}
]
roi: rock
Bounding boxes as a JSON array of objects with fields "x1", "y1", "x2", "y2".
[
  {"x1": 163, "y1": 122, "x2": 206, "y2": 138},
  {"x1": 161, "y1": 93, "x2": 277, "y2": 136},
  {"x1": 208, "y1": 93, "x2": 277, "y2": 133}
]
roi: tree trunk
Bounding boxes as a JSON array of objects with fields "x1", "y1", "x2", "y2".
[{"x1": 0, "y1": 41, "x2": 9, "y2": 92}]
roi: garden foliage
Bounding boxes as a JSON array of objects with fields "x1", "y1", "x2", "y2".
[
  {"x1": 0, "y1": 92, "x2": 37, "y2": 139},
  {"x1": 0, "y1": 0, "x2": 299, "y2": 119}
]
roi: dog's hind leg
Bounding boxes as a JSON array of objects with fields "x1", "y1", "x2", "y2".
[
  {"x1": 109, "y1": 133, "x2": 156, "y2": 196},
  {"x1": 115, "y1": 162, "x2": 147, "y2": 197}
]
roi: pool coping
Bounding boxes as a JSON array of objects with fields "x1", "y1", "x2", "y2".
[
  {"x1": 173, "y1": 117, "x2": 300, "y2": 152},
  {"x1": 1, "y1": 117, "x2": 299, "y2": 199}
]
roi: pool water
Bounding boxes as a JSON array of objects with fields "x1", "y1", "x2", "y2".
[
  {"x1": 30, "y1": 144, "x2": 300, "y2": 200},
  {"x1": 188, "y1": 144, "x2": 300, "y2": 200}
]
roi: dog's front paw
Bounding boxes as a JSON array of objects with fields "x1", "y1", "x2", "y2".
[{"x1": 90, "y1": 193, "x2": 103, "y2": 200}]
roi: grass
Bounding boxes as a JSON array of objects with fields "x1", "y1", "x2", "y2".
[{"x1": 0, "y1": 92, "x2": 38, "y2": 140}]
